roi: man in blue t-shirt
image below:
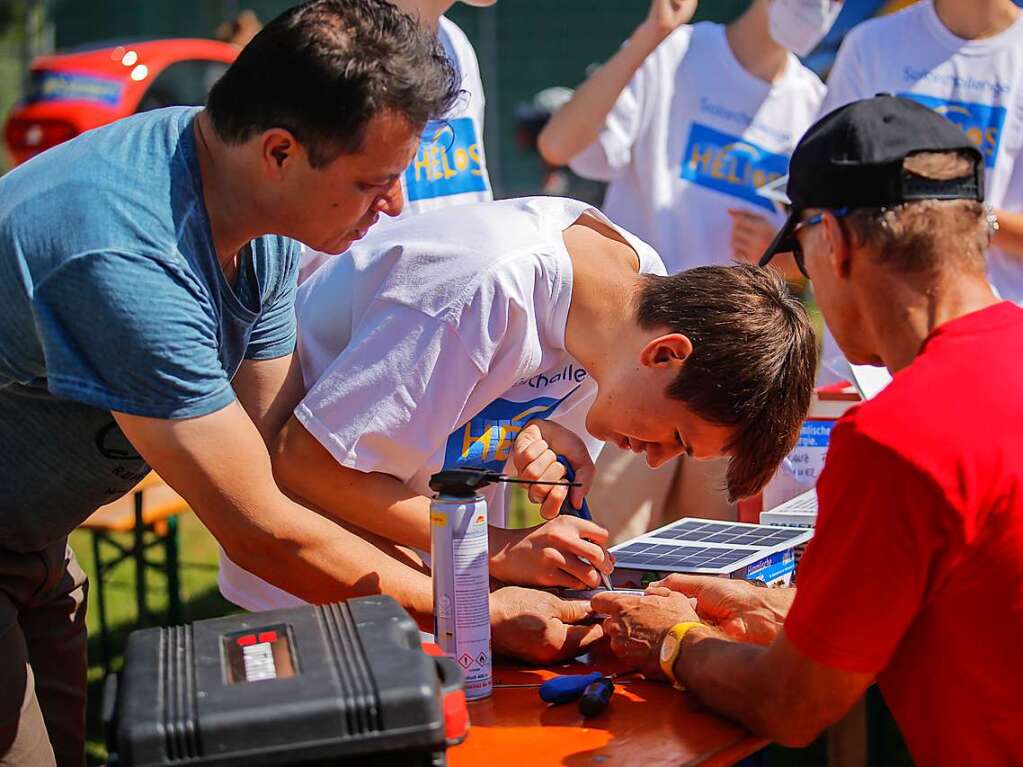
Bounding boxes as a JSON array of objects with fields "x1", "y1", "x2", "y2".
[{"x1": 0, "y1": 2, "x2": 463, "y2": 764}]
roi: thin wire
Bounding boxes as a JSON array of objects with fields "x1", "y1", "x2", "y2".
[{"x1": 496, "y1": 476, "x2": 581, "y2": 488}]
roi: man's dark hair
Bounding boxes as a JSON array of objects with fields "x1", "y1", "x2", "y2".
[
  {"x1": 207, "y1": 0, "x2": 460, "y2": 167},
  {"x1": 636, "y1": 265, "x2": 817, "y2": 501}
]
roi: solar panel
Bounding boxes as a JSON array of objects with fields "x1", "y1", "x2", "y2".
[
  {"x1": 610, "y1": 516, "x2": 814, "y2": 575},
  {"x1": 642, "y1": 519, "x2": 808, "y2": 547}
]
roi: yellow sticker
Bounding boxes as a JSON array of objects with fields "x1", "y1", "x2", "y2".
[{"x1": 430, "y1": 511, "x2": 448, "y2": 526}]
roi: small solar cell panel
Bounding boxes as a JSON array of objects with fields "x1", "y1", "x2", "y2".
[{"x1": 612, "y1": 517, "x2": 812, "y2": 575}]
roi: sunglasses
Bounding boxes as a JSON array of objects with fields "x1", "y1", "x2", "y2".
[{"x1": 787, "y1": 207, "x2": 849, "y2": 279}]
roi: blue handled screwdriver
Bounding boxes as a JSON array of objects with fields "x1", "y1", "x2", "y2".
[
  {"x1": 578, "y1": 676, "x2": 617, "y2": 718},
  {"x1": 556, "y1": 455, "x2": 614, "y2": 592},
  {"x1": 539, "y1": 671, "x2": 630, "y2": 717}
]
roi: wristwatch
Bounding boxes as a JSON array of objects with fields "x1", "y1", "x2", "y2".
[{"x1": 659, "y1": 621, "x2": 704, "y2": 688}]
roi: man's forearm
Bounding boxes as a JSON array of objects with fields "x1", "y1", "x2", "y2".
[
  {"x1": 274, "y1": 415, "x2": 433, "y2": 550},
  {"x1": 676, "y1": 627, "x2": 780, "y2": 736},
  {"x1": 674, "y1": 625, "x2": 861, "y2": 749},
  {"x1": 217, "y1": 492, "x2": 436, "y2": 627},
  {"x1": 537, "y1": 22, "x2": 668, "y2": 166},
  {"x1": 114, "y1": 405, "x2": 437, "y2": 626}
]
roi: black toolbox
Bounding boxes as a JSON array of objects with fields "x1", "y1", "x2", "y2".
[{"x1": 104, "y1": 595, "x2": 467, "y2": 766}]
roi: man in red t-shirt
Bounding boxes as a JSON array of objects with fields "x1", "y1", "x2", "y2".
[{"x1": 593, "y1": 95, "x2": 1023, "y2": 763}]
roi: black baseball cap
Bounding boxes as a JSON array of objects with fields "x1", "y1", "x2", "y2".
[{"x1": 759, "y1": 94, "x2": 984, "y2": 270}]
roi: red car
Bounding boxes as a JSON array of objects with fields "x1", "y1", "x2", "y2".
[{"x1": 4, "y1": 38, "x2": 239, "y2": 166}]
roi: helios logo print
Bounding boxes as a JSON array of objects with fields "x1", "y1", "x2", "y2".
[
  {"x1": 443, "y1": 388, "x2": 578, "y2": 472},
  {"x1": 680, "y1": 123, "x2": 789, "y2": 211},
  {"x1": 900, "y1": 92, "x2": 1006, "y2": 168},
  {"x1": 404, "y1": 117, "x2": 489, "y2": 201}
]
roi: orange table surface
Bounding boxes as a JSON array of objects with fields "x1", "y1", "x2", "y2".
[{"x1": 448, "y1": 658, "x2": 767, "y2": 767}]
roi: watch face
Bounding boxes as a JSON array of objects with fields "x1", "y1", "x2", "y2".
[{"x1": 660, "y1": 634, "x2": 679, "y2": 663}]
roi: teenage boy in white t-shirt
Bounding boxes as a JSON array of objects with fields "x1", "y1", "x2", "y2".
[
  {"x1": 821, "y1": 0, "x2": 1023, "y2": 289},
  {"x1": 219, "y1": 197, "x2": 817, "y2": 620},
  {"x1": 537, "y1": 0, "x2": 839, "y2": 541},
  {"x1": 299, "y1": 0, "x2": 495, "y2": 281}
]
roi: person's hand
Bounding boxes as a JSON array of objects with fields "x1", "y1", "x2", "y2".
[
  {"x1": 639, "y1": 0, "x2": 699, "y2": 41},
  {"x1": 728, "y1": 208, "x2": 778, "y2": 265},
  {"x1": 490, "y1": 586, "x2": 604, "y2": 664},
  {"x1": 590, "y1": 590, "x2": 700, "y2": 678},
  {"x1": 490, "y1": 516, "x2": 613, "y2": 589},
  {"x1": 513, "y1": 419, "x2": 594, "y2": 520},
  {"x1": 649, "y1": 574, "x2": 793, "y2": 645}
]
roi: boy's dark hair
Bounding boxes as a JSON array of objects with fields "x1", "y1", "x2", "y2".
[
  {"x1": 207, "y1": 0, "x2": 460, "y2": 167},
  {"x1": 636, "y1": 265, "x2": 817, "y2": 501}
]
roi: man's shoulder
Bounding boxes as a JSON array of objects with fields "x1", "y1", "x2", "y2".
[
  {"x1": 840, "y1": 363, "x2": 959, "y2": 457},
  {"x1": 1, "y1": 107, "x2": 199, "y2": 257},
  {"x1": 835, "y1": 308, "x2": 1023, "y2": 474}
]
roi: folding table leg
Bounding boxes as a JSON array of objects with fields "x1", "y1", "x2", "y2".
[
  {"x1": 165, "y1": 515, "x2": 181, "y2": 624},
  {"x1": 133, "y1": 490, "x2": 148, "y2": 627},
  {"x1": 91, "y1": 531, "x2": 111, "y2": 673}
]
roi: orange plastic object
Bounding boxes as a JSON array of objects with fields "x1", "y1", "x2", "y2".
[{"x1": 449, "y1": 658, "x2": 766, "y2": 766}]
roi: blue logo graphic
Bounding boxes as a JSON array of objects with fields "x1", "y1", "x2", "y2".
[
  {"x1": 900, "y1": 92, "x2": 1006, "y2": 168},
  {"x1": 30, "y1": 71, "x2": 123, "y2": 107},
  {"x1": 680, "y1": 123, "x2": 789, "y2": 211},
  {"x1": 404, "y1": 116, "x2": 488, "y2": 202},
  {"x1": 443, "y1": 388, "x2": 577, "y2": 473},
  {"x1": 796, "y1": 420, "x2": 833, "y2": 448},
  {"x1": 744, "y1": 549, "x2": 795, "y2": 583}
]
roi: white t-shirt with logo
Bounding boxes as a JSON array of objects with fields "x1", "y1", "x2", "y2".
[
  {"x1": 298, "y1": 16, "x2": 492, "y2": 282},
  {"x1": 219, "y1": 197, "x2": 666, "y2": 611},
  {"x1": 399, "y1": 16, "x2": 492, "y2": 216},
  {"x1": 570, "y1": 22, "x2": 825, "y2": 275},
  {"x1": 820, "y1": 0, "x2": 1023, "y2": 301}
]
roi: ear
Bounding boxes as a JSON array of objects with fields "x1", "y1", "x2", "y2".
[
  {"x1": 639, "y1": 333, "x2": 693, "y2": 370},
  {"x1": 260, "y1": 129, "x2": 303, "y2": 180},
  {"x1": 822, "y1": 211, "x2": 853, "y2": 280}
]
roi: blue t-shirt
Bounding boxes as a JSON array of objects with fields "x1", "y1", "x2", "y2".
[{"x1": 0, "y1": 107, "x2": 299, "y2": 552}]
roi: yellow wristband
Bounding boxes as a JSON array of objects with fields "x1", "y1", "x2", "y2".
[{"x1": 659, "y1": 621, "x2": 704, "y2": 688}]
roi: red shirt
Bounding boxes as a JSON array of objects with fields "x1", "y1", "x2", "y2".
[{"x1": 785, "y1": 302, "x2": 1023, "y2": 766}]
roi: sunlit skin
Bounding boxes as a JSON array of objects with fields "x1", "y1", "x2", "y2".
[
  {"x1": 793, "y1": 211, "x2": 885, "y2": 367},
  {"x1": 265, "y1": 110, "x2": 419, "y2": 255},
  {"x1": 795, "y1": 207, "x2": 999, "y2": 372},
  {"x1": 583, "y1": 335, "x2": 736, "y2": 468},
  {"x1": 192, "y1": 109, "x2": 419, "y2": 272}
]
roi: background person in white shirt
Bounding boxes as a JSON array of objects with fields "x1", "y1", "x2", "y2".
[
  {"x1": 219, "y1": 197, "x2": 817, "y2": 625},
  {"x1": 536, "y1": 0, "x2": 838, "y2": 541},
  {"x1": 299, "y1": 0, "x2": 495, "y2": 282}
]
